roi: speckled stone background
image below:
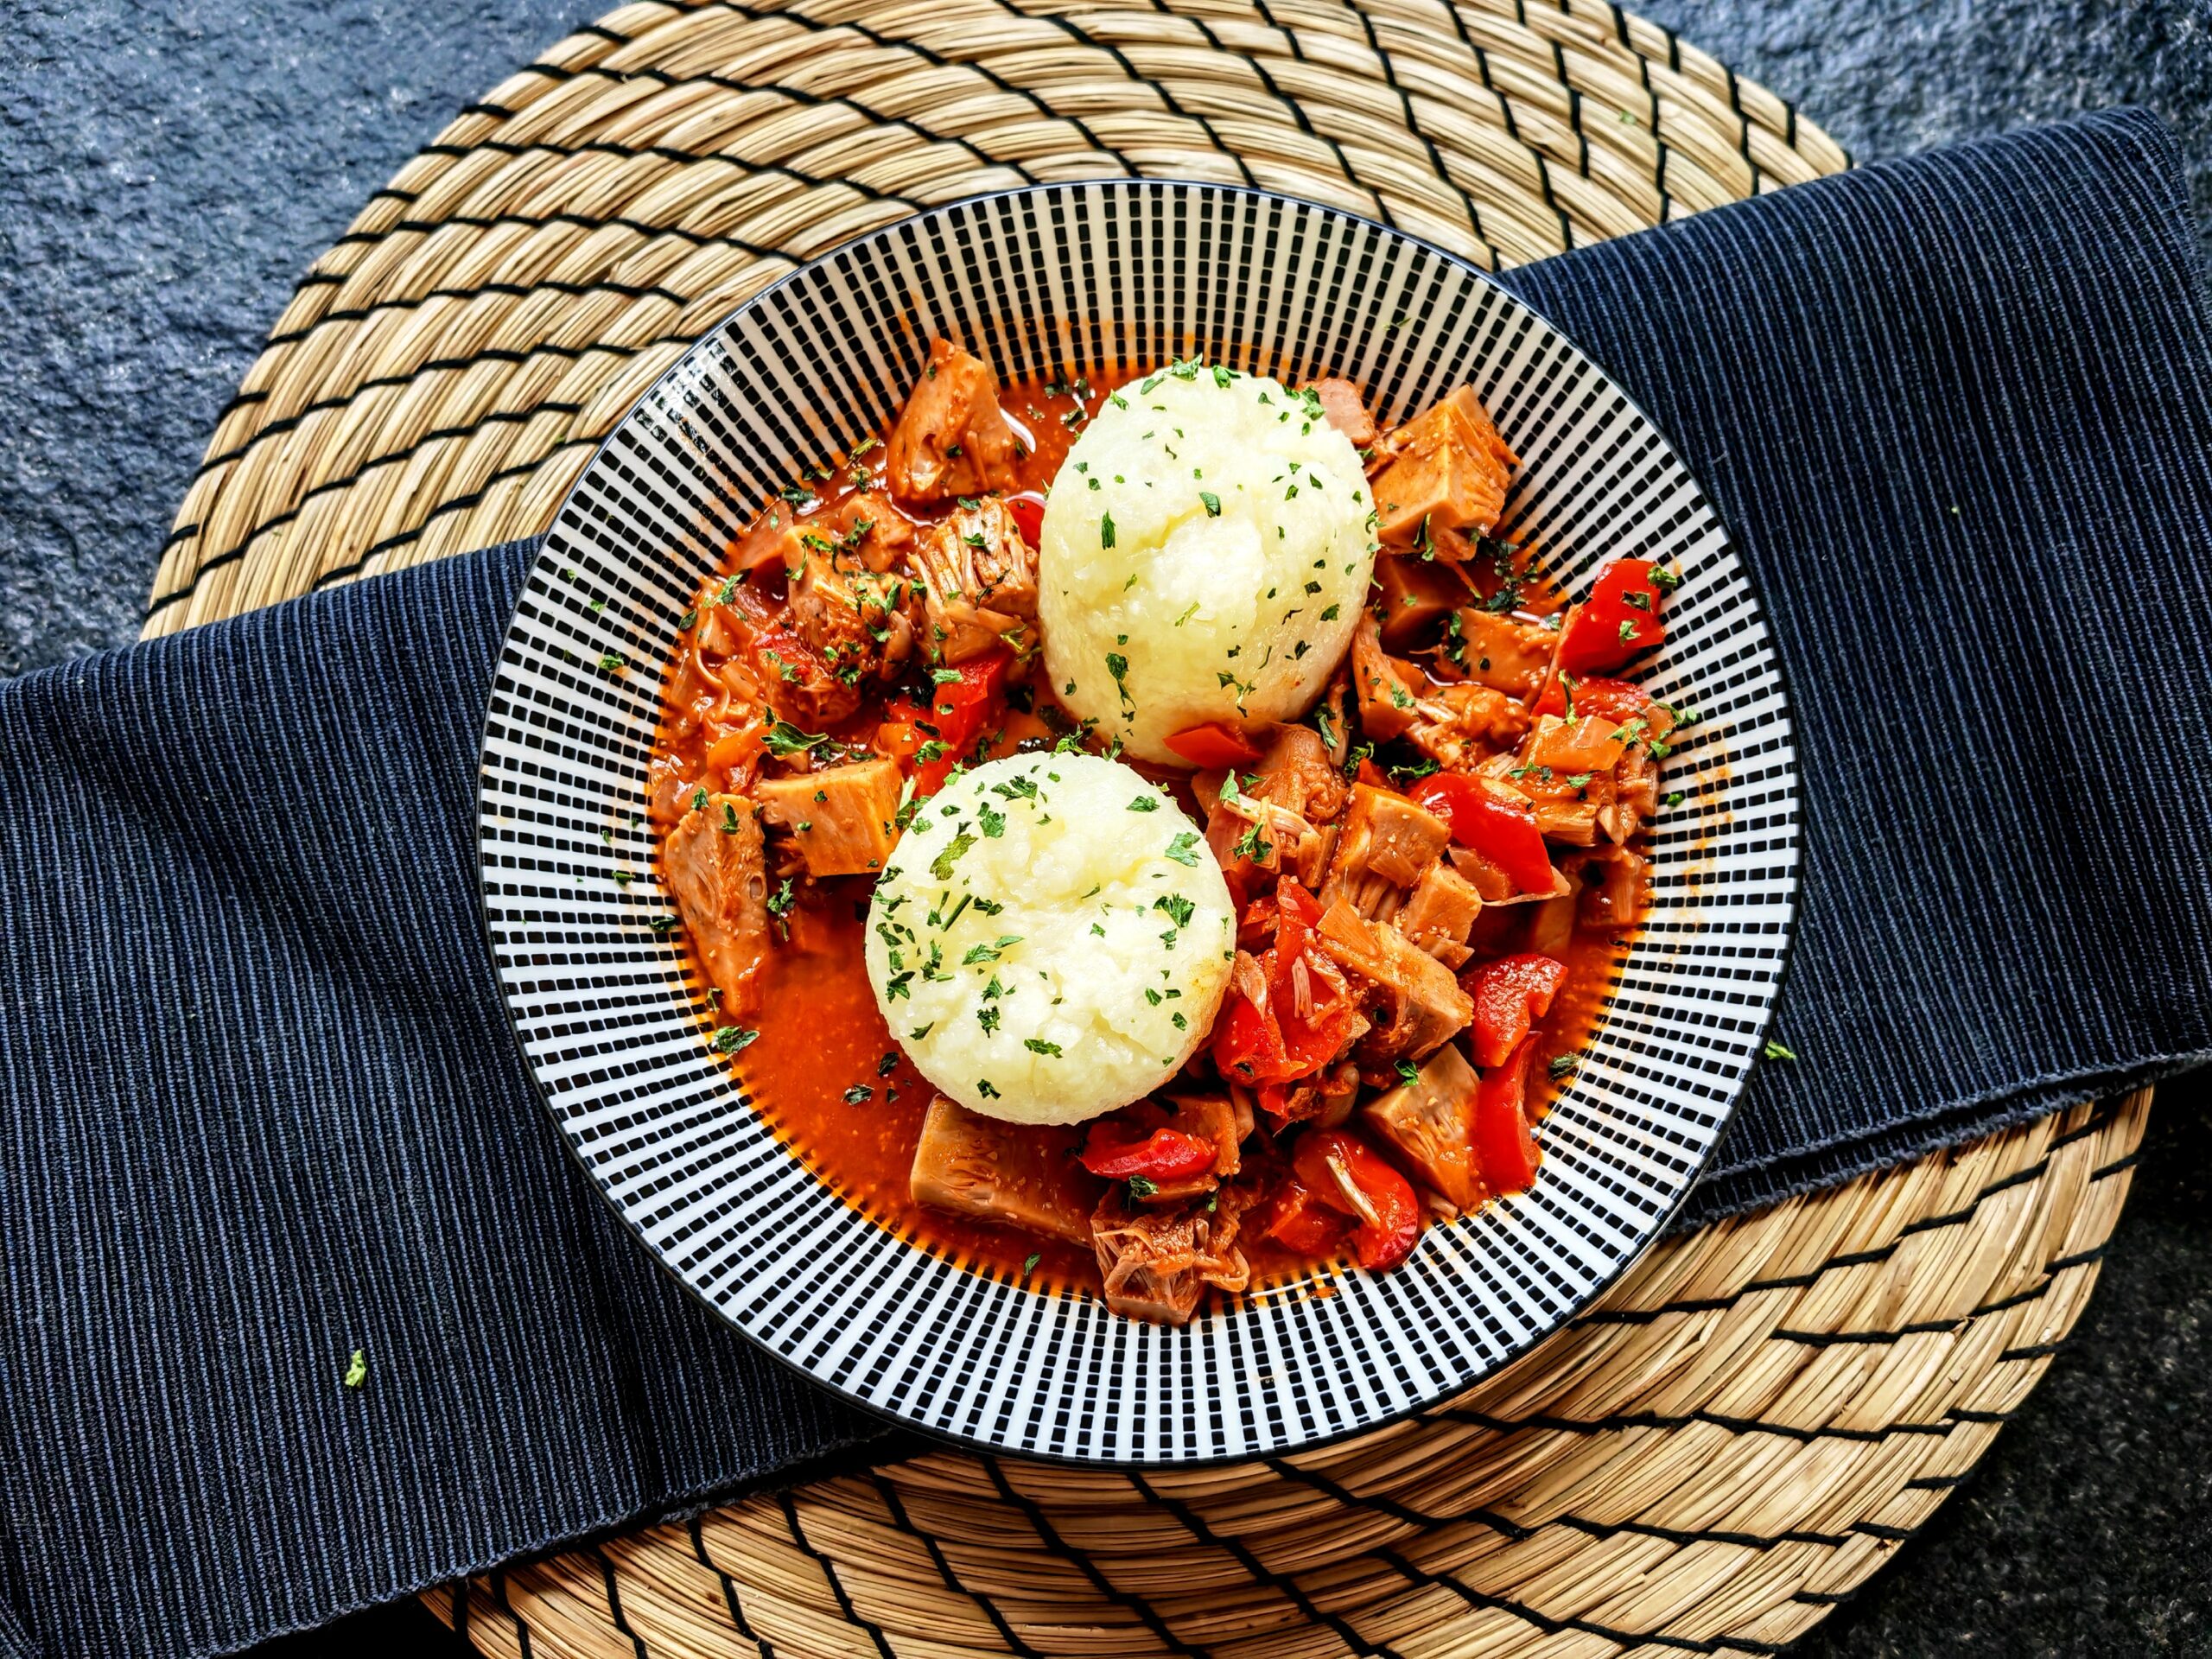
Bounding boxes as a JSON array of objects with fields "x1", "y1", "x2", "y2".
[{"x1": 4, "y1": 3, "x2": 2209, "y2": 1655}]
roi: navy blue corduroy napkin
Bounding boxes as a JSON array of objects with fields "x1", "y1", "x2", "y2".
[{"x1": 3, "y1": 109, "x2": 2210, "y2": 1659}]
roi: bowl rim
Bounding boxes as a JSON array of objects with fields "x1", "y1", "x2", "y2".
[{"x1": 474, "y1": 175, "x2": 1802, "y2": 1468}]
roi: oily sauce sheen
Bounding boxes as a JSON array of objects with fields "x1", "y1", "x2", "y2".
[{"x1": 654, "y1": 365, "x2": 1628, "y2": 1295}]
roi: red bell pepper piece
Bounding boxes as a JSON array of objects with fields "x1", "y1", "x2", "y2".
[
  {"x1": 1473, "y1": 1037, "x2": 1542, "y2": 1195},
  {"x1": 1211, "y1": 983, "x2": 1287, "y2": 1084},
  {"x1": 1294, "y1": 1129, "x2": 1421, "y2": 1270},
  {"x1": 1004, "y1": 490, "x2": 1047, "y2": 547},
  {"x1": 1262, "y1": 1177, "x2": 1348, "y2": 1256},
  {"x1": 1464, "y1": 953, "x2": 1569, "y2": 1069},
  {"x1": 1078, "y1": 1122, "x2": 1219, "y2": 1183},
  {"x1": 879, "y1": 650, "x2": 1011, "y2": 795},
  {"x1": 1408, "y1": 772, "x2": 1555, "y2": 896},
  {"x1": 1532, "y1": 673, "x2": 1648, "y2": 721},
  {"x1": 1164, "y1": 721, "x2": 1263, "y2": 769},
  {"x1": 1214, "y1": 881, "x2": 1358, "y2": 1086},
  {"x1": 1555, "y1": 558, "x2": 1666, "y2": 677}
]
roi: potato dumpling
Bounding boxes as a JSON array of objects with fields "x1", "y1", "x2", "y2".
[
  {"x1": 1039, "y1": 364, "x2": 1376, "y2": 765},
  {"x1": 865, "y1": 753, "x2": 1235, "y2": 1124}
]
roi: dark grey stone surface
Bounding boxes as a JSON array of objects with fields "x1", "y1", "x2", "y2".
[{"x1": 5, "y1": 2, "x2": 2209, "y2": 1654}]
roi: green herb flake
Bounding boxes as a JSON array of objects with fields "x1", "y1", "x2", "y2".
[
  {"x1": 764, "y1": 721, "x2": 830, "y2": 758},
  {"x1": 1024, "y1": 1039, "x2": 1064, "y2": 1057},
  {"x1": 1163, "y1": 830, "x2": 1203, "y2": 867},
  {"x1": 1127, "y1": 794, "x2": 1160, "y2": 812},
  {"x1": 710, "y1": 1026, "x2": 760, "y2": 1054},
  {"x1": 930, "y1": 831, "x2": 977, "y2": 881},
  {"x1": 1198, "y1": 491, "x2": 1222, "y2": 517},
  {"x1": 1763, "y1": 1041, "x2": 1799, "y2": 1062},
  {"x1": 342, "y1": 1349, "x2": 366, "y2": 1390}
]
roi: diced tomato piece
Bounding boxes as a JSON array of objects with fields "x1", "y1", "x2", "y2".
[
  {"x1": 1408, "y1": 772, "x2": 1556, "y2": 896},
  {"x1": 1473, "y1": 1037, "x2": 1542, "y2": 1194},
  {"x1": 1532, "y1": 673, "x2": 1648, "y2": 721},
  {"x1": 1211, "y1": 982, "x2": 1287, "y2": 1084},
  {"x1": 1463, "y1": 953, "x2": 1569, "y2": 1069},
  {"x1": 1078, "y1": 1122, "x2": 1219, "y2": 1183},
  {"x1": 1555, "y1": 559, "x2": 1666, "y2": 677},
  {"x1": 882, "y1": 650, "x2": 1011, "y2": 795},
  {"x1": 1005, "y1": 490, "x2": 1047, "y2": 547},
  {"x1": 1262, "y1": 1178, "x2": 1348, "y2": 1255},
  {"x1": 1294, "y1": 1129, "x2": 1421, "y2": 1270},
  {"x1": 1164, "y1": 721, "x2": 1263, "y2": 769}
]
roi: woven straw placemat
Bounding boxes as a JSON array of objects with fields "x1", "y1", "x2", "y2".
[{"x1": 145, "y1": 4, "x2": 2146, "y2": 1652}]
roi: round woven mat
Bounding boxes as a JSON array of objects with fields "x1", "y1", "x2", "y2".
[{"x1": 145, "y1": 3, "x2": 2145, "y2": 1652}]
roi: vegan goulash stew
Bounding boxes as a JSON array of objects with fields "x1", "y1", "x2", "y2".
[{"x1": 649, "y1": 343, "x2": 1688, "y2": 1324}]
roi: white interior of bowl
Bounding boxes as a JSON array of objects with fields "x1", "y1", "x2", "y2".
[{"x1": 477, "y1": 181, "x2": 1799, "y2": 1464}]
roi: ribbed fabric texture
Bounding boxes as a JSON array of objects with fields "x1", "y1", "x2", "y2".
[
  {"x1": 1500, "y1": 107, "x2": 2212, "y2": 1222},
  {"x1": 0, "y1": 110, "x2": 2207, "y2": 1659}
]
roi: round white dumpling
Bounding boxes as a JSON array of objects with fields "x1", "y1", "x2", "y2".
[
  {"x1": 1038, "y1": 365, "x2": 1376, "y2": 765},
  {"x1": 864, "y1": 753, "x2": 1235, "y2": 1125}
]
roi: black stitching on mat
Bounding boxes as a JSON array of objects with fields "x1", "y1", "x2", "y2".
[
  {"x1": 1428, "y1": 1402, "x2": 1983, "y2": 1445},
  {"x1": 262, "y1": 275, "x2": 692, "y2": 348},
  {"x1": 1132, "y1": 1471, "x2": 1408, "y2": 1659},
  {"x1": 149, "y1": 330, "x2": 691, "y2": 619},
  {"x1": 488, "y1": 1570, "x2": 535, "y2": 1659},
  {"x1": 310, "y1": 445, "x2": 591, "y2": 590},
  {"x1": 870, "y1": 1475, "x2": 1043, "y2": 1659},
  {"x1": 982, "y1": 1458, "x2": 1205, "y2": 1656},
  {"x1": 1904, "y1": 1472, "x2": 1967, "y2": 1491},
  {"x1": 1574, "y1": 1132, "x2": 2101, "y2": 1328},
  {"x1": 532, "y1": 60, "x2": 1039, "y2": 184},
  {"x1": 1435, "y1": 0, "x2": 1570, "y2": 247},
  {"x1": 1997, "y1": 1339, "x2": 2070, "y2": 1363},
  {"x1": 591, "y1": 1545, "x2": 652, "y2": 1659},
  {"x1": 777, "y1": 1492, "x2": 898, "y2": 1659},
  {"x1": 2092, "y1": 1149, "x2": 2142, "y2": 1180},
  {"x1": 182, "y1": 324, "x2": 698, "y2": 489},
  {"x1": 1265, "y1": 1453, "x2": 1532, "y2": 1537},
  {"x1": 1013, "y1": 4, "x2": 1263, "y2": 190},
  {"x1": 146, "y1": 404, "x2": 587, "y2": 616},
  {"x1": 1376, "y1": 1548, "x2": 1789, "y2": 1654},
  {"x1": 410, "y1": 133, "x2": 921, "y2": 205},
  {"x1": 328, "y1": 207, "x2": 788, "y2": 259},
  {"x1": 688, "y1": 1515, "x2": 776, "y2": 1659},
  {"x1": 1345, "y1": 2, "x2": 1489, "y2": 245},
  {"x1": 671, "y1": 0, "x2": 1145, "y2": 175}
]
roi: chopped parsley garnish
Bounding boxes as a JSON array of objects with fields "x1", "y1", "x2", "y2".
[
  {"x1": 976, "y1": 1079, "x2": 1001, "y2": 1098},
  {"x1": 1548, "y1": 1054, "x2": 1580, "y2": 1080},
  {"x1": 710, "y1": 1026, "x2": 760, "y2": 1054},
  {"x1": 1127, "y1": 794, "x2": 1160, "y2": 812},
  {"x1": 977, "y1": 803, "x2": 1007, "y2": 838},
  {"x1": 598, "y1": 652, "x2": 626, "y2": 672},
  {"x1": 764, "y1": 721, "x2": 829, "y2": 758},
  {"x1": 1763, "y1": 1041, "x2": 1799, "y2": 1062},
  {"x1": 1100, "y1": 512, "x2": 1116, "y2": 549},
  {"x1": 962, "y1": 935, "x2": 1022, "y2": 965},
  {"x1": 977, "y1": 1006, "x2": 1002, "y2": 1033},
  {"x1": 1020, "y1": 1252, "x2": 1041, "y2": 1278},
  {"x1": 1395, "y1": 1059, "x2": 1421, "y2": 1085},
  {"x1": 1154, "y1": 893, "x2": 1195, "y2": 928},
  {"x1": 930, "y1": 830, "x2": 976, "y2": 880},
  {"x1": 931, "y1": 667, "x2": 963, "y2": 683},
  {"x1": 342, "y1": 1350, "x2": 366, "y2": 1389},
  {"x1": 878, "y1": 1052, "x2": 900, "y2": 1077},
  {"x1": 1126, "y1": 1175, "x2": 1158, "y2": 1198},
  {"x1": 842, "y1": 1084, "x2": 874, "y2": 1104},
  {"x1": 1163, "y1": 830, "x2": 1202, "y2": 866},
  {"x1": 1024, "y1": 1039, "x2": 1064, "y2": 1057},
  {"x1": 1198, "y1": 491, "x2": 1222, "y2": 517}
]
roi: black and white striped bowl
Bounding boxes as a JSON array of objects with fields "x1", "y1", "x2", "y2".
[{"x1": 477, "y1": 181, "x2": 1799, "y2": 1465}]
